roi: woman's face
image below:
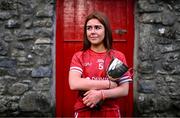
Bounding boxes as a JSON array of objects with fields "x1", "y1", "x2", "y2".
[{"x1": 86, "y1": 18, "x2": 105, "y2": 47}]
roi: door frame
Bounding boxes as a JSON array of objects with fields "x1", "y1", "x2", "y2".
[{"x1": 55, "y1": 0, "x2": 135, "y2": 116}]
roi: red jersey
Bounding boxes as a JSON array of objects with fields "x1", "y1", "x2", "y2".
[{"x1": 70, "y1": 49, "x2": 131, "y2": 111}]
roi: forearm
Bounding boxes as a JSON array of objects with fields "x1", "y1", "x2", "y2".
[
  {"x1": 102, "y1": 83, "x2": 129, "y2": 99},
  {"x1": 69, "y1": 77, "x2": 109, "y2": 90},
  {"x1": 69, "y1": 71, "x2": 117, "y2": 91}
]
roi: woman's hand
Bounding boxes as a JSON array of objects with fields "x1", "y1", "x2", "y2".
[
  {"x1": 110, "y1": 80, "x2": 118, "y2": 89},
  {"x1": 82, "y1": 90, "x2": 102, "y2": 108}
]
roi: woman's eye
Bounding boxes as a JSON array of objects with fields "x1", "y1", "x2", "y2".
[
  {"x1": 86, "y1": 26, "x2": 92, "y2": 30},
  {"x1": 95, "y1": 26, "x2": 101, "y2": 30},
  {"x1": 86, "y1": 25, "x2": 102, "y2": 31}
]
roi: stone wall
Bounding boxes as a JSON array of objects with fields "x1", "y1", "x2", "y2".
[
  {"x1": 0, "y1": 0, "x2": 55, "y2": 117},
  {"x1": 135, "y1": 0, "x2": 180, "y2": 117},
  {"x1": 1, "y1": 0, "x2": 180, "y2": 117}
]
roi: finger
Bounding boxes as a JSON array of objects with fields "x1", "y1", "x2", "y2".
[
  {"x1": 83, "y1": 97, "x2": 90, "y2": 104},
  {"x1": 82, "y1": 96, "x2": 87, "y2": 101},
  {"x1": 84, "y1": 91, "x2": 90, "y2": 96},
  {"x1": 83, "y1": 99, "x2": 88, "y2": 104},
  {"x1": 86, "y1": 102, "x2": 92, "y2": 107},
  {"x1": 90, "y1": 104, "x2": 95, "y2": 108},
  {"x1": 82, "y1": 97, "x2": 88, "y2": 103},
  {"x1": 82, "y1": 95, "x2": 89, "y2": 101}
]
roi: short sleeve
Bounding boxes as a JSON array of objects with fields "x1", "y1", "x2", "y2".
[{"x1": 69, "y1": 51, "x2": 83, "y2": 75}]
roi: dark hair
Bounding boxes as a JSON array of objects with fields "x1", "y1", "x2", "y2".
[{"x1": 82, "y1": 11, "x2": 113, "y2": 51}]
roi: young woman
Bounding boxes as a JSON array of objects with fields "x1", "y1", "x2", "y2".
[{"x1": 69, "y1": 11, "x2": 132, "y2": 118}]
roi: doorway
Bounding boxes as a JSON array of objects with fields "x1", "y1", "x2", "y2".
[{"x1": 56, "y1": 0, "x2": 134, "y2": 117}]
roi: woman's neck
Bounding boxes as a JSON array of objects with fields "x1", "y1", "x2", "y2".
[{"x1": 90, "y1": 45, "x2": 107, "y2": 53}]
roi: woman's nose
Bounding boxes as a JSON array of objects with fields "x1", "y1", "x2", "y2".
[
  {"x1": 91, "y1": 30, "x2": 95, "y2": 34},
  {"x1": 90, "y1": 28, "x2": 96, "y2": 33}
]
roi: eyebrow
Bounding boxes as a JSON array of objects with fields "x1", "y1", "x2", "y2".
[{"x1": 86, "y1": 25, "x2": 103, "y2": 27}]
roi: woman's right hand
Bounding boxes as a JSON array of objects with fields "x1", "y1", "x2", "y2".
[{"x1": 110, "y1": 81, "x2": 118, "y2": 89}]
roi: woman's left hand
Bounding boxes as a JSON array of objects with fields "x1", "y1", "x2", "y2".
[{"x1": 82, "y1": 90, "x2": 102, "y2": 108}]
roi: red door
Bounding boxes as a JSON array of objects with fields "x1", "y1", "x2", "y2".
[{"x1": 56, "y1": 0, "x2": 134, "y2": 117}]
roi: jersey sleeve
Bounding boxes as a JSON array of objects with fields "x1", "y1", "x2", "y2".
[
  {"x1": 115, "y1": 51, "x2": 132, "y2": 84},
  {"x1": 69, "y1": 52, "x2": 83, "y2": 75}
]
